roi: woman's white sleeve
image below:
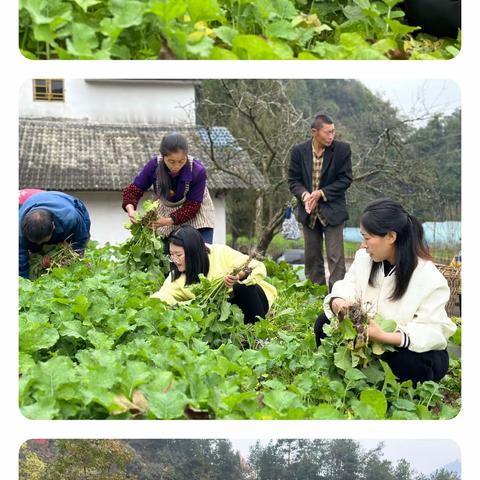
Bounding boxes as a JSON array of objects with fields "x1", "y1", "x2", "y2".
[{"x1": 398, "y1": 281, "x2": 457, "y2": 353}]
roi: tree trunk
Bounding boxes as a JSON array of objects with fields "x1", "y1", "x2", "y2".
[
  {"x1": 255, "y1": 194, "x2": 264, "y2": 241},
  {"x1": 255, "y1": 207, "x2": 286, "y2": 255}
]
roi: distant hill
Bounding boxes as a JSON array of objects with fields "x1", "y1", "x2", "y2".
[{"x1": 442, "y1": 459, "x2": 461, "y2": 474}]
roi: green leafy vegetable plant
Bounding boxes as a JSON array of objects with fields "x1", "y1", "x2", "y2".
[
  {"x1": 19, "y1": 0, "x2": 460, "y2": 59},
  {"x1": 18, "y1": 244, "x2": 461, "y2": 419}
]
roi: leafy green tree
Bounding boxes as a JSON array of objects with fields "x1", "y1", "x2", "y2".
[
  {"x1": 19, "y1": 443, "x2": 47, "y2": 480},
  {"x1": 395, "y1": 458, "x2": 415, "y2": 480},
  {"x1": 45, "y1": 440, "x2": 137, "y2": 479},
  {"x1": 428, "y1": 468, "x2": 460, "y2": 480},
  {"x1": 361, "y1": 443, "x2": 396, "y2": 480},
  {"x1": 324, "y1": 439, "x2": 362, "y2": 480}
]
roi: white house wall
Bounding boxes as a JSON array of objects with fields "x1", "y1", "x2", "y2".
[
  {"x1": 19, "y1": 79, "x2": 196, "y2": 124},
  {"x1": 70, "y1": 191, "x2": 226, "y2": 246}
]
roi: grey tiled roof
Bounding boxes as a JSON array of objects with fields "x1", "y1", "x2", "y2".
[{"x1": 19, "y1": 118, "x2": 267, "y2": 191}]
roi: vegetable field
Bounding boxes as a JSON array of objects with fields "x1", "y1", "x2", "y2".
[
  {"x1": 19, "y1": 235, "x2": 461, "y2": 420},
  {"x1": 19, "y1": 0, "x2": 460, "y2": 60}
]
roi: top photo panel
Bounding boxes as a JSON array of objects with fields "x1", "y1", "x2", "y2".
[{"x1": 19, "y1": 0, "x2": 461, "y2": 60}]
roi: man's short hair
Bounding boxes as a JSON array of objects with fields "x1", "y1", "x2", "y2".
[
  {"x1": 311, "y1": 113, "x2": 334, "y2": 130},
  {"x1": 21, "y1": 209, "x2": 54, "y2": 243}
]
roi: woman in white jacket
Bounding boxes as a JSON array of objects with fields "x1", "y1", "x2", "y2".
[{"x1": 315, "y1": 198, "x2": 457, "y2": 384}]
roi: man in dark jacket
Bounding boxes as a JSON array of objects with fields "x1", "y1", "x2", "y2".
[
  {"x1": 288, "y1": 114, "x2": 352, "y2": 289},
  {"x1": 404, "y1": 0, "x2": 461, "y2": 39},
  {"x1": 19, "y1": 191, "x2": 91, "y2": 279}
]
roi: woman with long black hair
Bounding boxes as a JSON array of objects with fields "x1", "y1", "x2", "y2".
[
  {"x1": 315, "y1": 198, "x2": 456, "y2": 384},
  {"x1": 151, "y1": 226, "x2": 277, "y2": 324},
  {"x1": 122, "y1": 132, "x2": 215, "y2": 243},
  {"x1": 404, "y1": 0, "x2": 461, "y2": 38}
]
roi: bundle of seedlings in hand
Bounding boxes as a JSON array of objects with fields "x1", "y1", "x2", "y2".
[
  {"x1": 127, "y1": 199, "x2": 161, "y2": 242},
  {"x1": 121, "y1": 200, "x2": 168, "y2": 271},
  {"x1": 193, "y1": 251, "x2": 258, "y2": 307},
  {"x1": 29, "y1": 242, "x2": 81, "y2": 279},
  {"x1": 344, "y1": 300, "x2": 370, "y2": 350},
  {"x1": 332, "y1": 299, "x2": 397, "y2": 367}
]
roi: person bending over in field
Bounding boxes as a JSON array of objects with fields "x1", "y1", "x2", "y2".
[
  {"x1": 151, "y1": 225, "x2": 277, "y2": 324},
  {"x1": 19, "y1": 191, "x2": 91, "y2": 279},
  {"x1": 122, "y1": 132, "x2": 215, "y2": 244},
  {"x1": 315, "y1": 198, "x2": 457, "y2": 384},
  {"x1": 404, "y1": 0, "x2": 461, "y2": 38}
]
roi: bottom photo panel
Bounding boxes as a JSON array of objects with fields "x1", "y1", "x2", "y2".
[{"x1": 20, "y1": 438, "x2": 460, "y2": 479}]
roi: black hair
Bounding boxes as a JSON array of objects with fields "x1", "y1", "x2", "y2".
[
  {"x1": 167, "y1": 225, "x2": 210, "y2": 285},
  {"x1": 157, "y1": 132, "x2": 189, "y2": 199},
  {"x1": 360, "y1": 198, "x2": 432, "y2": 301},
  {"x1": 21, "y1": 209, "x2": 54, "y2": 243},
  {"x1": 311, "y1": 113, "x2": 334, "y2": 130}
]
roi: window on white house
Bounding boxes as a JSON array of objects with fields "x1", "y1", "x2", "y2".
[{"x1": 33, "y1": 79, "x2": 65, "y2": 101}]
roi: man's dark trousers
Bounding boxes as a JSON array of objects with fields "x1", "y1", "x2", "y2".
[{"x1": 303, "y1": 219, "x2": 345, "y2": 291}]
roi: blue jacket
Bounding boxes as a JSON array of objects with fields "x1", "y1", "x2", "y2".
[{"x1": 19, "y1": 191, "x2": 91, "y2": 278}]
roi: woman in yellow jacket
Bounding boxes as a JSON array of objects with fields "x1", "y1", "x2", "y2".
[{"x1": 152, "y1": 225, "x2": 277, "y2": 324}]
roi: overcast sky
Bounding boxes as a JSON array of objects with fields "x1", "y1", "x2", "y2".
[
  {"x1": 360, "y1": 79, "x2": 460, "y2": 126},
  {"x1": 230, "y1": 439, "x2": 459, "y2": 475}
]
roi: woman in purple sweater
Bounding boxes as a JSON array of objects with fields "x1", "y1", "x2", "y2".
[{"x1": 122, "y1": 132, "x2": 215, "y2": 243}]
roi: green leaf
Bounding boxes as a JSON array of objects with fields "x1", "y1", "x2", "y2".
[
  {"x1": 386, "y1": 18, "x2": 420, "y2": 36},
  {"x1": 213, "y1": 26, "x2": 238, "y2": 46},
  {"x1": 232, "y1": 35, "x2": 280, "y2": 59},
  {"x1": 340, "y1": 318, "x2": 357, "y2": 340},
  {"x1": 20, "y1": 0, "x2": 56, "y2": 24},
  {"x1": 149, "y1": 0, "x2": 187, "y2": 22},
  {"x1": 72, "y1": 0, "x2": 102, "y2": 11},
  {"x1": 32, "y1": 357, "x2": 78, "y2": 396},
  {"x1": 351, "y1": 400, "x2": 379, "y2": 419},
  {"x1": 439, "y1": 404, "x2": 459, "y2": 420},
  {"x1": 21, "y1": 398, "x2": 59, "y2": 420},
  {"x1": 208, "y1": 46, "x2": 239, "y2": 59},
  {"x1": 345, "y1": 368, "x2": 366, "y2": 382},
  {"x1": 374, "y1": 315, "x2": 397, "y2": 333},
  {"x1": 416, "y1": 404, "x2": 433, "y2": 420},
  {"x1": 265, "y1": 20, "x2": 299, "y2": 41},
  {"x1": 334, "y1": 346, "x2": 352, "y2": 371},
  {"x1": 20, "y1": 49, "x2": 38, "y2": 60},
  {"x1": 109, "y1": 0, "x2": 146, "y2": 28},
  {"x1": 32, "y1": 24, "x2": 56, "y2": 43},
  {"x1": 297, "y1": 51, "x2": 319, "y2": 59},
  {"x1": 390, "y1": 410, "x2": 419, "y2": 420},
  {"x1": 353, "y1": 0, "x2": 371, "y2": 9},
  {"x1": 371, "y1": 342, "x2": 386, "y2": 355},
  {"x1": 362, "y1": 364, "x2": 384, "y2": 384},
  {"x1": 87, "y1": 331, "x2": 115, "y2": 350},
  {"x1": 311, "y1": 404, "x2": 344, "y2": 419},
  {"x1": 147, "y1": 390, "x2": 189, "y2": 419},
  {"x1": 20, "y1": 323, "x2": 59, "y2": 353},
  {"x1": 359, "y1": 389, "x2": 387, "y2": 418},
  {"x1": 187, "y1": 0, "x2": 222, "y2": 23},
  {"x1": 263, "y1": 390, "x2": 299, "y2": 413},
  {"x1": 264, "y1": 379, "x2": 286, "y2": 391},
  {"x1": 382, "y1": 0, "x2": 403, "y2": 7},
  {"x1": 57, "y1": 320, "x2": 87, "y2": 339},
  {"x1": 392, "y1": 398, "x2": 416, "y2": 411},
  {"x1": 121, "y1": 361, "x2": 152, "y2": 393},
  {"x1": 272, "y1": 0, "x2": 298, "y2": 18},
  {"x1": 176, "y1": 320, "x2": 200, "y2": 341},
  {"x1": 71, "y1": 294, "x2": 93, "y2": 318},
  {"x1": 268, "y1": 39, "x2": 294, "y2": 59},
  {"x1": 380, "y1": 359, "x2": 398, "y2": 386}
]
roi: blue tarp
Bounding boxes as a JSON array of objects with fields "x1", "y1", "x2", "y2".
[{"x1": 344, "y1": 221, "x2": 461, "y2": 245}]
